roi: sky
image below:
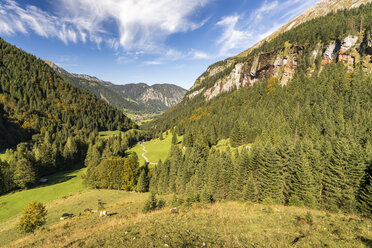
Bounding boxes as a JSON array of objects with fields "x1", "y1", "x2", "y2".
[{"x1": 0, "y1": 0, "x2": 319, "y2": 89}]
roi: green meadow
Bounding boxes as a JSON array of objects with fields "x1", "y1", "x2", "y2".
[
  {"x1": 128, "y1": 132, "x2": 183, "y2": 165},
  {"x1": 0, "y1": 168, "x2": 86, "y2": 223}
]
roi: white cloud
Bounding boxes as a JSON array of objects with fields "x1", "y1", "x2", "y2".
[
  {"x1": 189, "y1": 50, "x2": 211, "y2": 59},
  {"x1": 215, "y1": 0, "x2": 320, "y2": 56},
  {"x1": 143, "y1": 61, "x2": 164, "y2": 65},
  {"x1": 216, "y1": 15, "x2": 251, "y2": 56},
  {"x1": 0, "y1": 0, "x2": 210, "y2": 51}
]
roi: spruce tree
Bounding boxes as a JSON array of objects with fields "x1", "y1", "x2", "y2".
[
  {"x1": 259, "y1": 145, "x2": 284, "y2": 204},
  {"x1": 358, "y1": 174, "x2": 372, "y2": 218},
  {"x1": 172, "y1": 133, "x2": 178, "y2": 145},
  {"x1": 243, "y1": 173, "x2": 258, "y2": 203},
  {"x1": 137, "y1": 164, "x2": 149, "y2": 193},
  {"x1": 229, "y1": 149, "x2": 248, "y2": 200},
  {"x1": 288, "y1": 152, "x2": 316, "y2": 207}
]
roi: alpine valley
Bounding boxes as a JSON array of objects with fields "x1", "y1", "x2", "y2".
[
  {"x1": 0, "y1": 0, "x2": 372, "y2": 247},
  {"x1": 44, "y1": 60, "x2": 187, "y2": 120}
]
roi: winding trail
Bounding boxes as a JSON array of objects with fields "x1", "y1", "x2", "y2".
[{"x1": 140, "y1": 143, "x2": 157, "y2": 165}]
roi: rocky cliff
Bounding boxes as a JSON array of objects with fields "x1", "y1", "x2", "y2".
[{"x1": 187, "y1": 0, "x2": 372, "y2": 101}]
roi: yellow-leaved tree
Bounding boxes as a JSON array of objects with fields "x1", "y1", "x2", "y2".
[{"x1": 19, "y1": 201, "x2": 47, "y2": 233}]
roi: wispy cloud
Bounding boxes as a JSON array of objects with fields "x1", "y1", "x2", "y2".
[
  {"x1": 215, "y1": 0, "x2": 320, "y2": 56},
  {"x1": 216, "y1": 15, "x2": 251, "y2": 56},
  {"x1": 0, "y1": 0, "x2": 210, "y2": 52}
]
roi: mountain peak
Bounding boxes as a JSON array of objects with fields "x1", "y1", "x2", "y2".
[{"x1": 237, "y1": 0, "x2": 372, "y2": 58}]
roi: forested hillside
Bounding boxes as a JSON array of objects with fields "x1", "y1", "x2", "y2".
[
  {"x1": 146, "y1": 3, "x2": 372, "y2": 217},
  {"x1": 45, "y1": 61, "x2": 187, "y2": 115},
  {"x1": 0, "y1": 38, "x2": 136, "y2": 194}
]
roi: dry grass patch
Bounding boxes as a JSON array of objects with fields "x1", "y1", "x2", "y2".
[{"x1": 6, "y1": 201, "x2": 372, "y2": 248}]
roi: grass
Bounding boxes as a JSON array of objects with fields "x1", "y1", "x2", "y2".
[
  {"x1": 98, "y1": 130, "x2": 126, "y2": 137},
  {"x1": 0, "y1": 168, "x2": 86, "y2": 223},
  {"x1": 4, "y1": 198, "x2": 372, "y2": 248},
  {"x1": 128, "y1": 132, "x2": 183, "y2": 165},
  {"x1": 213, "y1": 138, "x2": 250, "y2": 154},
  {"x1": 0, "y1": 189, "x2": 152, "y2": 247}
]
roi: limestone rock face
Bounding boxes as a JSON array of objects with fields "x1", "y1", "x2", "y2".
[
  {"x1": 250, "y1": 55, "x2": 260, "y2": 77},
  {"x1": 187, "y1": 88, "x2": 204, "y2": 99},
  {"x1": 340, "y1": 35, "x2": 358, "y2": 52},
  {"x1": 204, "y1": 63, "x2": 247, "y2": 101},
  {"x1": 139, "y1": 86, "x2": 186, "y2": 107},
  {"x1": 323, "y1": 42, "x2": 340, "y2": 64}
]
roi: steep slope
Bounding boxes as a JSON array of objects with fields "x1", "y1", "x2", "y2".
[
  {"x1": 45, "y1": 61, "x2": 187, "y2": 115},
  {"x1": 0, "y1": 37, "x2": 134, "y2": 194},
  {"x1": 144, "y1": 2, "x2": 372, "y2": 216},
  {"x1": 111, "y1": 83, "x2": 187, "y2": 109},
  {"x1": 150, "y1": 1, "x2": 372, "y2": 132},
  {"x1": 187, "y1": 0, "x2": 372, "y2": 100},
  {"x1": 237, "y1": 0, "x2": 372, "y2": 58}
]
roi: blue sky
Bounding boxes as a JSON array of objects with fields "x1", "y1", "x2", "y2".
[{"x1": 0, "y1": 0, "x2": 319, "y2": 89}]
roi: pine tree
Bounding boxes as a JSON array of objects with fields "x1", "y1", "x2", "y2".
[
  {"x1": 322, "y1": 139, "x2": 351, "y2": 211},
  {"x1": 358, "y1": 174, "x2": 372, "y2": 218},
  {"x1": 172, "y1": 133, "x2": 178, "y2": 145},
  {"x1": 13, "y1": 157, "x2": 35, "y2": 189},
  {"x1": 288, "y1": 151, "x2": 316, "y2": 208},
  {"x1": 230, "y1": 124, "x2": 241, "y2": 147},
  {"x1": 137, "y1": 164, "x2": 149, "y2": 192},
  {"x1": 243, "y1": 173, "x2": 258, "y2": 203},
  {"x1": 229, "y1": 149, "x2": 248, "y2": 200},
  {"x1": 63, "y1": 136, "x2": 78, "y2": 160},
  {"x1": 259, "y1": 145, "x2": 284, "y2": 204}
]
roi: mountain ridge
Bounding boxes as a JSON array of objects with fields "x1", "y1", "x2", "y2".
[
  {"x1": 44, "y1": 61, "x2": 187, "y2": 116},
  {"x1": 185, "y1": 0, "x2": 372, "y2": 102}
]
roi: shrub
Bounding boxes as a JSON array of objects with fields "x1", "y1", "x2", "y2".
[
  {"x1": 19, "y1": 201, "x2": 47, "y2": 233},
  {"x1": 142, "y1": 193, "x2": 166, "y2": 213}
]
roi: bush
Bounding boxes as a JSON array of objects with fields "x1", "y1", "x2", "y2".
[
  {"x1": 200, "y1": 189, "x2": 214, "y2": 203},
  {"x1": 19, "y1": 201, "x2": 47, "y2": 233},
  {"x1": 142, "y1": 193, "x2": 166, "y2": 213},
  {"x1": 170, "y1": 194, "x2": 184, "y2": 207},
  {"x1": 305, "y1": 211, "x2": 314, "y2": 226}
]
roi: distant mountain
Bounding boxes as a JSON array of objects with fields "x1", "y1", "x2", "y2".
[{"x1": 44, "y1": 61, "x2": 187, "y2": 115}]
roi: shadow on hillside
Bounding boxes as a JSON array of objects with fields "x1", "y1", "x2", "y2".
[
  {"x1": 32, "y1": 169, "x2": 80, "y2": 189},
  {"x1": 358, "y1": 236, "x2": 372, "y2": 247},
  {"x1": 48, "y1": 174, "x2": 76, "y2": 185}
]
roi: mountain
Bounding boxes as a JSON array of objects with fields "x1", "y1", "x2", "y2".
[
  {"x1": 45, "y1": 61, "x2": 187, "y2": 116},
  {"x1": 145, "y1": 1, "x2": 372, "y2": 216},
  {"x1": 0, "y1": 37, "x2": 134, "y2": 194},
  {"x1": 151, "y1": 0, "x2": 372, "y2": 130},
  {"x1": 186, "y1": 0, "x2": 372, "y2": 101},
  {"x1": 237, "y1": 0, "x2": 372, "y2": 58}
]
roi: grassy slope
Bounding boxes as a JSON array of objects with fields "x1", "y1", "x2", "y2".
[
  {"x1": 1, "y1": 189, "x2": 151, "y2": 247},
  {"x1": 213, "y1": 138, "x2": 249, "y2": 152},
  {"x1": 0, "y1": 169, "x2": 86, "y2": 223},
  {"x1": 128, "y1": 132, "x2": 183, "y2": 165},
  {"x1": 5, "y1": 199, "x2": 372, "y2": 248}
]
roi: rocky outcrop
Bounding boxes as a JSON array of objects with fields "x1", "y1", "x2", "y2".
[
  {"x1": 340, "y1": 35, "x2": 358, "y2": 53},
  {"x1": 322, "y1": 42, "x2": 340, "y2": 64},
  {"x1": 250, "y1": 55, "x2": 260, "y2": 77},
  {"x1": 187, "y1": 31, "x2": 372, "y2": 102},
  {"x1": 191, "y1": 60, "x2": 234, "y2": 90},
  {"x1": 337, "y1": 35, "x2": 361, "y2": 70},
  {"x1": 188, "y1": 88, "x2": 204, "y2": 99},
  {"x1": 139, "y1": 86, "x2": 186, "y2": 107}
]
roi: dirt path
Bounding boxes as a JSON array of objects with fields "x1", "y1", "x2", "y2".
[{"x1": 140, "y1": 144, "x2": 157, "y2": 165}]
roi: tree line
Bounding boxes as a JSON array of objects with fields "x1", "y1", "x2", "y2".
[{"x1": 0, "y1": 37, "x2": 136, "y2": 195}]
